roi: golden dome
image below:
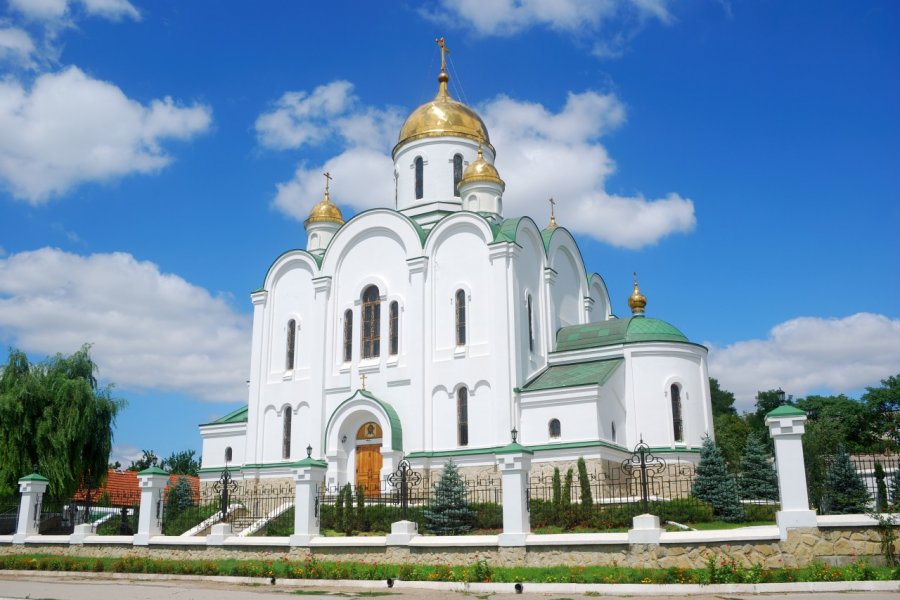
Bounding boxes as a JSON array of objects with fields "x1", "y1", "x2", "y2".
[
  {"x1": 628, "y1": 272, "x2": 647, "y2": 316},
  {"x1": 460, "y1": 146, "x2": 505, "y2": 190},
  {"x1": 305, "y1": 188, "x2": 344, "y2": 228},
  {"x1": 394, "y1": 68, "x2": 492, "y2": 156}
]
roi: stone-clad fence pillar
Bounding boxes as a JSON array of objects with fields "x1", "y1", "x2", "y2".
[
  {"x1": 135, "y1": 467, "x2": 170, "y2": 545},
  {"x1": 766, "y1": 405, "x2": 817, "y2": 539},
  {"x1": 290, "y1": 453, "x2": 328, "y2": 546},
  {"x1": 13, "y1": 473, "x2": 49, "y2": 544},
  {"x1": 495, "y1": 439, "x2": 533, "y2": 546}
]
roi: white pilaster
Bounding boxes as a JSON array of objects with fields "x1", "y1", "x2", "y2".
[
  {"x1": 134, "y1": 468, "x2": 169, "y2": 545},
  {"x1": 13, "y1": 474, "x2": 49, "y2": 544},
  {"x1": 495, "y1": 443, "x2": 533, "y2": 546},
  {"x1": 290, "y1": 457, "x2": 328, "y2": 546},
  {"x1": 766, "y1": 406, "x2": 817, "y2": 539}
]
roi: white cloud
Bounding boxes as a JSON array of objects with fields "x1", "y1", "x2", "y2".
[
  {"x1": 109, "y1": 444, "x2": 143, "y2": 468},
  {"x1": 708, "y1": 313, "x2": 900, "y2": 412},
  {"x1": 0, "y1": 66, "x2": 212, "y2": 203},
  {"x1": 9, "y1": 0, "x2": 139, "y2": 23},
  {"x1": 262, "y1": 81, "x2": 694, "y2": 248},
  {"x1": 0, "y1": 26, "x2": 36, "y2": 65},
  {"x1": 0, "y1": 248, "x2": 251, "y2": 403},
  {"x1": 423, "y1": 0, "x2": 670, "y2": 36}
]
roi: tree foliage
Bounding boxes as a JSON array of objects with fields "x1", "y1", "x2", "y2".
[
  {"x1": 424, "y1": 460, "x2": 474, "y2": 535},
  {"x1": 691, "y1": 436, "x2": 744, "y2": 522},
  {"x1": 161, "y1": 450, "x2": 200, "y2": 476},
  {"x1": 738, "y1": 434, "x2": 778, "y2": 501},
  {"x1": 576, "y1": 457, "x2": 593, "y2": 515},
  {"x1": 128, "y1": 450, "x2": 159, "y2": 472},
  {"x1": 710, "y1": 378, "x2": 737, "y2": 417},
  {"x1": 820, "y1": 447, "x2": 871, "y2": 515},
  {"x1": 0, "y1": 345, "x2": 125, "y2": 497},
  {"x1": 713, "y1": 413, "x2": 751, "y2": 473},
  {"x1": 165, "y1": 476, "x2": 194, "y2": 523}
]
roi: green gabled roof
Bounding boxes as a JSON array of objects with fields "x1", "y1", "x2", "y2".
[
  {"x1": 541, "y1": 227, "x2": 555, "y2": 251},
  {"x1": 493, "y1": 217, "x2": 523, "y2": 243},
  {"x1": 324, "y1": 390, "x2": 403, "y2": 451},
  {"x1": 522, "y1": 358, "x2": 623, "y2": 392},
  {"x1": 555, "y1": 317, "x2": 689, "y2": 352},
  {"x1": 202, "y1": 405, "x2": 248, "y2": 426}
]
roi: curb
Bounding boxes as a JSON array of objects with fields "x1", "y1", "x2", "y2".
[{"x1": 1, "y1": 570, "x2": 898, "y2": 595}]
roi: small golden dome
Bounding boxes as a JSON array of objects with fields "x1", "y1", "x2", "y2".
[
  {"x1": 628, "y1": 272, "x2": 647, "y2": 316},
  {"x1": 394, "y1": 68, "x2": 492, "y2": 156},
  {"x1": 305, "y1": 188, "x2": 344, "y2": 228},
  {"x1": 460, "y1": 147, "x2": 505, "y2": 190}
]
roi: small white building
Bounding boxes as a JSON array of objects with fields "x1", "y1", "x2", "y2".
[{"x1": 199, "y1": 52, "x2": 713, "y2": 489}]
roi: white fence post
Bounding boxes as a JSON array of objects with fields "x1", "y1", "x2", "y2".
[
  {"x1": 13, "y1": 473, "x2": 49, "y2": 544},
  {"x1": 290, "y1": 453, "x2": 327, "y2": 546},
  {"x1": 766, "y1": 405, "x2": 817, "y2": 539},
  {"x1": 134, "y1": 467, "x2": 169, "y2": 545},
  {"x1": 495, "y1": 435, "x2": 533, "y2": 546}
]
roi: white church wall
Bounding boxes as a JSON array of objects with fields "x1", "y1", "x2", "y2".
[
  {"x1": 598, "y1": 367, "x2": 627, "y2": 445},
  {"x1": 394, "y1": 137, "x2": 482, "y2": 213},
  {"x1": 588, "y1": 274, "x2": 612, "y2": 323},
  {"x1": 547, "y1": 239, "x2": 586, "y2": 333},
  {"x1": 520, "y1": 387, "x2": 601, "y2": 445},
  {"x1": 199, "y1": 423, "x2": 246, "y2": 470},
  {"x1": 267, "y1": 267, "x2": 315, "y2": 382},
  {"x1": 513, "y1": 223, "x2": 548, "y2": 383}
]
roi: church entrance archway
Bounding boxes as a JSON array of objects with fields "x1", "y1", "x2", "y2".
[{"x1": 355, "y1": 421, "x2": 383, "y2": 496}]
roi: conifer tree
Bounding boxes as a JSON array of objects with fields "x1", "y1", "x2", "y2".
[
  {"x1": 552, "y1": 467, "x2": 562, "y2": 508},
  {"x1": 341, "y1": 483, "x2": 354, "y2": 535},
  {"x1": 889, "y1": 471, "x2": 900, "y2": 510},
  {"x1": 577, "y1": 457, "x2": 593, "y2": 517},
  {"x1": 691, "y1": 435, "x2": 744, "y2": 521},
  {"x1": 424, "y1": 460, "x2": 474, "y2": 535},
  {"x1": 820, "y1": 448, "x2": 870, "y2": 514},
  {"x1": 562, "y1": 468, "x2": 574, "y2": 506},
  {"x1": 874, "y1": 462, "x2": 888, "y2": 512},
  {"x1": 356, "y1": 484, "x2": 367, "y2": 532},
  {"x1": 738, "y1": 434, "x2": 779, "y2": 501}
]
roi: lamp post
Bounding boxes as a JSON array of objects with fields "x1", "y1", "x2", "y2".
[{"x1": 776, "y1": 388, "x2": 786, "y2": 404}]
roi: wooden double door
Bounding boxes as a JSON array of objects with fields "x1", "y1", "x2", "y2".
[{"x1": 354, "y1": 421, "x2": 383, "y2": 497}]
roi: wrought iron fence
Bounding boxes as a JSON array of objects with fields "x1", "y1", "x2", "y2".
[
  {"x1": 0, "y1": 495, "x2": 19, "y2": 535},
  {"x1": 810, "y1": 452, "x2": 899, "y2": 514}
]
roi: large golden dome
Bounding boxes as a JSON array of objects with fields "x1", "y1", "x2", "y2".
[
  {"x1": 305, "y1": 189, "x2": 344, "y2": 228},
  {"x1": 460, "y1": 147, "x2": 505, "y2": 190},
  {"x1": 394, "y1": 69, "x2": 492, "y2": 156}
]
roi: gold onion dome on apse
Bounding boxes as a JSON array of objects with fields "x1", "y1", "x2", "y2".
[
  {"x1": 394, "y1": 38, "x2": 493, "y2": 156},
  {"x1": 460, "y1": 146, "x2": 505, "y2": 190},
  {"x1": 628, "y1": 272, "x2": 647, "y2": 316},
  {"x1": 305, "y1": 172, "x2": 344, "y2": 227}
]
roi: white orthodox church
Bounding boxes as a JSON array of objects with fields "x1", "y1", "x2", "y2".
[{"x1": 199, "y1": 46, "x2": 713, "y2": 490}]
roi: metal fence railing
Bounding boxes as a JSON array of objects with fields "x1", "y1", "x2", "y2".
[
  {"x1": 0, "y1": 495, "x2": 19, "y2": 535},
  {"x1": 809, "y1": 452, "x2": 899, "y2": 514}
]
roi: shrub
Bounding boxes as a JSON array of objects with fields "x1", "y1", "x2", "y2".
[
  {"x1": 874, "y1": 462, "x2": 888, "y2": 512},
  {"x1": 562, "y1": 468, "x2": 574, "y2": 506},
  {"x1": 552, "y1": 468, "x2": 562, "y2": 508},
  {"x1": 577, "y1": 457, "x2": 593, "y2": 517},
  {"x1": 355, "y1": 485, "x2": 367, "y2": 532},
  {"x1": 471, "y1": 502, "x2": 502, "y2": 530}
]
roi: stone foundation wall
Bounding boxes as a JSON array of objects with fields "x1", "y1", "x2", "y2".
[{"x1": 1, "y1": 527, "x2": 892, "y2": 568}]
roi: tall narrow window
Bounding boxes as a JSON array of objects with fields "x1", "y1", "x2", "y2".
[
  {"x1": 457, "y1": 387, "x2": 469, "y2": 446},
  {"x1": 527, "y1": 294, "x2": 534, "y2": 352},
  {"x1": 282, "y1": 408, "x2": 292, "y2": 459},
  {"x1": 389, "y1": 301, "x2": 399, "y2": 356},
  {"x1": 611, "y1": 422, "x2": 617, "y2": 443},
  {"x1": 285, "y1": 319, "x2": 296, "y2": 370},
  {"x1": 343, "y1": 310, "x2": 353, "y2": 362},
  {"x1": 671, "y1": 384, "x2": 684, "y2": 443},
  {"x1": 549, "y1": 419, "x2": 561, "y2": 439},
  {"x1": 414, "y1": 157, "x2": 424, "y2": 200},
  {"x1": 455, "y1": 289, "x2": 466, "y2": 346},
  {"x1": 453, "y1": 154, "x2": 463, "y2": 197},
  {"x1": 361, "y1": 285, "x2": 381, "y2": 359}
]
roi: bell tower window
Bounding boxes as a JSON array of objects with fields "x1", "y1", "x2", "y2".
[
  {"x1": 453, "y1": 154, "x2": 463, "y2": 197},
  {"x1": 285, "y1": 319, "x2": 296, "y2": 370},
  {"x1": 361, "y1": 285, "x2": 381, "y2": 359},
  {"x1": 455, "y1": 289, "x2": 466, "y2": 346},
  {"x1": 414, "y1": 157, "x2": 424, "y2": 200},
  {"x1": 671, "y1": 384, "x2": 684, "y2": 443},
  {"x1": 389, "y1": 301, "x2": 399, "y2": 356},
  {"x1": 343, "y1": 310, "x2": 353, "y2": 362}
]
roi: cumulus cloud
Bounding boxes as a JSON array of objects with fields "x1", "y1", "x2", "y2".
[
  {"x1": 708, "y1": 313, "x2": 900, "y2": 412},
  {"x1": 422, "y1": 0, "x2": 670, "y2": 37},
  {"x1": 0, "y1": 248, "x2": 251, "y2": 403},
  {"x1": 0, "y1": 26, "x2": 36, "y2": 66},
  {"x1": 262, "y1": 80, "x2": 694, "y2": 248},
  {"x1": 9, "y1": 0, "x2": 139, "y2": 23},
  {"x1": 0, "y1": 66, "x2": 212, "y2": 203}
]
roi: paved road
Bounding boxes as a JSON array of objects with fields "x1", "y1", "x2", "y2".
[{"x1": 0, "y1": 575, "x2": 898, "y2": 600}]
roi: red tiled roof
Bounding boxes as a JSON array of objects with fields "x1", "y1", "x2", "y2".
[{"x1": 73, "y1": 469, "x2": 199, "y2": 506}]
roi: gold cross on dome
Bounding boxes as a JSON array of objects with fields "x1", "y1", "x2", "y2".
[
  {"x1": 548, "y1": 197, "x2": 558, "y2": 229},
  {"x1": 360, "y1": 372, "x2": 367, "y2": 391},
  {"x1": 323, "y1": 171, "x2": 333, "y2": 195},
  {"x1": 436, "y1": 37, "x2": 450, "y2": 72}
]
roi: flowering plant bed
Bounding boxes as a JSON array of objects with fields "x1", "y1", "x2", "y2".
[{"x1": 0, "y1": 553, "x2": 897, "y2": 584}]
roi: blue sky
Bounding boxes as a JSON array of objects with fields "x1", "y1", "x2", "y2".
[{"x1": 0, "y1": 0, "x2": 897, "y2": 466}]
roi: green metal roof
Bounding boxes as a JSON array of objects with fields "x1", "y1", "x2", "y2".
[
  {"x1": 493, "y1": 217, "x2": 523, "y2": 243},
  {"x1": 522, "y1": 358, "x2": 623, "y2": 392},
  {"x1": 202, "y1": 406, "x2": 248, "y2": 426},
  {"x1": 766, "y1": 404, "x2": 807, "y2": 418},
  {"x1": 555, "y1": 317, "x2": 689, "y2": 352},
  {"x1": 324, "y1": 389, "x2": 403, "y2": 451}
]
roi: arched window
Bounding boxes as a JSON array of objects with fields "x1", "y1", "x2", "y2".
[
  {"x1": 282, "y1": 408, "x2": 292, "y2": 459},
  {"x1": 527, "y1": 294, "x2": 534, "y2": 352},
  {"x1": 453, "y1": 154, "x2": 463, "y2": 197},
  {"x1": 285, "y1": 319, "x2": 296, "y2": 370},
  {"x1": 611, "y1": 422, "x2": 616, "y2": 443},
  {"x1": 343, "y1": 309, "x2": 353, "y2": 362},
  {"x1": 224, "y1": 446, "x2": 233, "y2": 463},
  {"x1": 414, "y1": 157, "x2": 424, "y2": 200},
  {"x1": 671, "y1": 384, "x2": 684, "y2": 443},
  {"x1": 361, "y1": 285, "x2": 381, "y2": 359},
  {"x1": 549, "y1": 418, "x2": 561, "y2": 439},
  {"x1": 457, "y1": 387, "x2": 469, "y2": 446},
  {"x1": 455, "y1": 289, "x2": 466, "y2": 346},
  {"x1": 389, "y1": 301, "x2": 399, "y2": 356}
]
